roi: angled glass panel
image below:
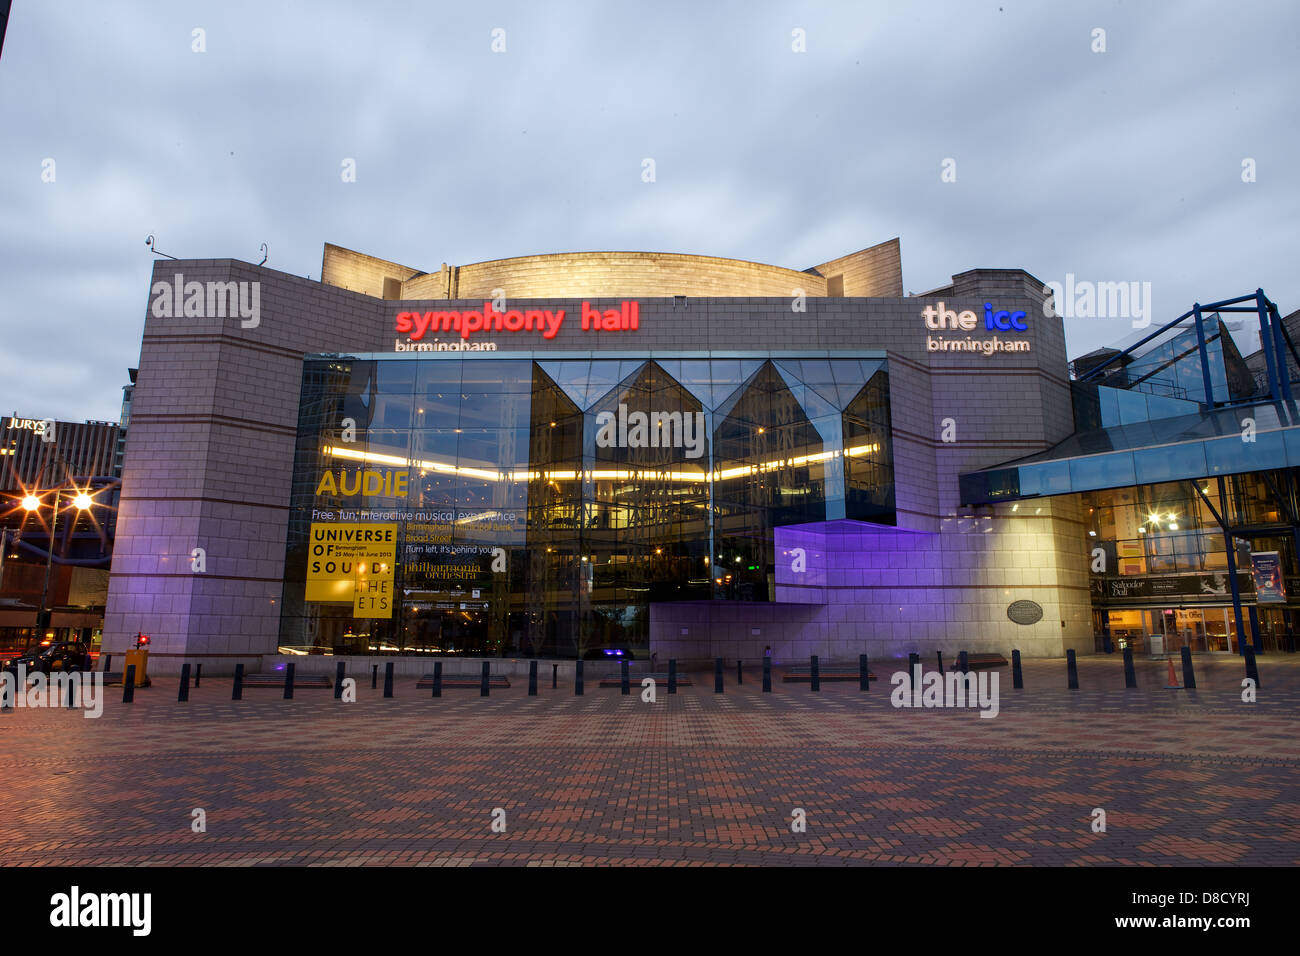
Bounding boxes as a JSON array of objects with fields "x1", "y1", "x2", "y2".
[
  {"x1": 1094, "y1": 385, "x2": 1121, "y2": 428},
  {"x1": 857, "y1": 359, "x2": 885, "y2": 381},
  {"x1": 1069, "y1": 452, "x2": 1136, "y2": 491},
  {"x1": 1116, "y1": 389, "x2": 1152, "y2": 426},
  {"x1": 842, "y1": 370, "x2": 895, "y2": 523},
  {"x1": 460, "y1": 359, "x2": 533, "y2": 394},
  {"x1": 1205, "y1": 431, "x2": 1286, "y2": 475},
  {"x1": 416, "y1": 360, "x2": 463, "y2": 408},
  {"x1": 1017, "y1": 460, "x2": 1071, "y2": 497},
  {"x1": 1133, "y1": 443, "x2": 1208, "y2": 484},
  {"x1": 829, "y1": 359, "x2": 868, "y2": 407},
  {"x1": 711, "y1": 360, "x2": 770, "y2": 422},
  {"x1": 537, "y1": 360, "x2": 593, "y2": 410},
  {"x1": 582, "y1": 361, "x2": 627, "y2": 409},
  {"x1": 677, "y1": 359, "x2": 714, "y2": 409}
]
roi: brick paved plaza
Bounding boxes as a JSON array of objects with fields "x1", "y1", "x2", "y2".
[{"x1": 3, "y1": 656, "x2": 1298, "y2": 867}]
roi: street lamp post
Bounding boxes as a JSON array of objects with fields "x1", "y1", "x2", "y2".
[
  {"x1": 36, "y1": 485, "x2": 62, "y2": 638},
  {"x1": 22, "y1": 480, "x2": 93, "y2": 642}
]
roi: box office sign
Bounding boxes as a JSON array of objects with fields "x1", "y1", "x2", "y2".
[{"x1": 306, "y1": 523, "x2": 398, "y2": 618}]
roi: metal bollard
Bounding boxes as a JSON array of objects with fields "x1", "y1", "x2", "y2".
[
  {"x1": 432, "y1": 661, "x2": 442, "y2": 698},
  {"x1": 178, "y1": 663, "x2": 191, "y2": 702},
  {"x1": 859, "y1": 653, "x2": 870, "y2": 691},
  {"x1": 762, "y1": 656, "x2": 772, "y2": 692},
  {"x1": 480, "y1": 661, "x2": 490, "y2": 697},
  {"x1": 958, "y1": 650, "x2": 969, "y2": 675},
  {"x1": 528, "y1": 660, "x2": 538, "y2": 696},
  {"x1": 1180, "y1": 646, "x2": 1196, "y2": 689},
  {"x1": 372, "y1": 664, "x2": 378, "y2": 689},
  {"x1": 737, "y1": 659, "x2": 743, "y2": 685},
  {"x1": 551, "y1": 663, "x2": 558, "y2": 689},
  {"x1": 575, "y1": 659, "x2": 584, "y2": 696},
  {"x1": 936, "y1": 651, "x2": 943, "y2": 675},
  {"x1": 232, "y1": 663, "x2": 244, "y2": 700},
  {"x1": 334, "y1": 661, "x2": 345, "y2": 699},
  {"x1": 668, "y1": 658, "x2": 677, "y2": 694},
  {"x1": 383, "y1": 662, "x2": 394, "y2": 698},
  {"x1": 194, "y1": 663, "x2": 202, "y2": 688},
  {"x1": 1244, "y1": 647, "x2": 1260, "y2": 688},
  {"x1": 122, "y1": 664, "x2": 136, "y2": 703},
  {"x1": 908, "y1": 652, "x2": 920, "y2": 675},
  {"x1": 714, "y1": 657, "x2": 724, "y2": 693},
  {"x1": 101, "y1": 653, "x2": 112, "y2": 674},
  {"x1": 1066, "y1": 649, "x2": 1079, "y2": 690},
  {"x1": 621, "y1": 660, "x2": 630, "y2": 695},
  {"x1": 284, "y1": 662, "x2": 296, "y2": 700},
  {"x1": 1122, "y1": 646, "x2": 1136, "y2": 688},
  {"x1": 810, "y1": 655, "x2": 820, "y2": 692},
  {"x1": 1012, "y1": 649, "x2": 1023, "y2": 689},
  {"x1": 66, "y1": 674, "x2": 76, "y2": 708}
]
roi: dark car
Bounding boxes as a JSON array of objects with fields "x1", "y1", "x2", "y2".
[{"x1": 2, "y1": 641, "x2": 91, "y2": 678}]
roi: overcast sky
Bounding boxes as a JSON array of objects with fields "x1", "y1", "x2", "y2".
[{"x1": 1, "y1": 0, "x2": 1296, "y2": 423}]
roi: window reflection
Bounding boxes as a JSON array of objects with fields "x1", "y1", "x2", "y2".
[{"x1": 282, "y1": 354, "x2": 897, "y2": 658}]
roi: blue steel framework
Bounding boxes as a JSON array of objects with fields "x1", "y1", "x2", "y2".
[{"x1": 965, "y1": 291, "x2": 1297, "y2": 655}]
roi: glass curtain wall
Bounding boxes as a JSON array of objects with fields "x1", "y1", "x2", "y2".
[{"x1": 281, "y1": 354, "x2": 895, "y2": 658}]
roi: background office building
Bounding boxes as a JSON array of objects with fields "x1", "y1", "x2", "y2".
[
  {"x1": 0, "y1": 413, "x2": 122, "y2": 652},
  {"x1": 102, "y1": 239, "x2": 1295, "y2": 673}
]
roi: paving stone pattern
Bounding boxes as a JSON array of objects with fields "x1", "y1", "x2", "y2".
[{"x1": 2, "y1": 657, "x2": 1297, "y2": 866}]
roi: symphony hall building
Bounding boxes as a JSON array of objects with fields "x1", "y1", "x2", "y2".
[{"x1": 102, "y1": 239, "x2": 1298, "y2": 673}]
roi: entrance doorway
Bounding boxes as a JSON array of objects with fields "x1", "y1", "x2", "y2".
[{"x1": 1102, "y1": 607, "x2": 1242, "y2": 655}]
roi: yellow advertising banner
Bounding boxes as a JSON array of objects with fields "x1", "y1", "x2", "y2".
[{"x1": 305, "y1": 523, "x2": 397, "y2": 618}]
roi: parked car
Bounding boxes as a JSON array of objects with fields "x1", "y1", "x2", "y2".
[{"x1": 2, "y1": 641, "x2": 91, "y2": 678}]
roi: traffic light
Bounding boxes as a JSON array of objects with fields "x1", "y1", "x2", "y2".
[{"x1": 36, "y1": 610, "x2": 51, "y2": 630}]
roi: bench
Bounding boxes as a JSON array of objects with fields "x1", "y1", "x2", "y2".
[
  {"x1": 947, "y1": 653, "x2": 1008, "y2": 672},
  {"x1": 242, "y1": 673, "x2": 332, "y2": 688},
  {"x1": 782, "y1": 664, "x2": 876, "y2": 683},
  {"x1": 415, "y1": 674, "x2": 512, "y2": 689},
  {"x1": 598, "y1": 671, "x2": 694, "y2": 687}
]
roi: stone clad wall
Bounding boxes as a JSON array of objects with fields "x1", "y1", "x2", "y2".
[{"x1": 108, "y1": 251, "x2": 1089, "y2": 673}]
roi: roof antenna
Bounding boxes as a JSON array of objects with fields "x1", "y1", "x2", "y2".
[
  {"x1": 145, "y1": 235, "x2": 177, "y2": 260},
  {"x1": 257, "y1": 243, "x2": 268, "y2": 267}
]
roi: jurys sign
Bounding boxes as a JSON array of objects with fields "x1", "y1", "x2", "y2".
[{"x1": 395, "y1": 300, "x2": 639, "y2": 351}]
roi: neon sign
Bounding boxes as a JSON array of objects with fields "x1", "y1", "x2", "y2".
[
  {"x1": 922, "y1": 302, "x2": 1031, "y2": 355},
  {"x1": 395, "y1": 300, "x2": 640, "y2": 344}
]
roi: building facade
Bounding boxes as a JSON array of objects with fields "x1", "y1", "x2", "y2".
[{"x1": 103, "y1": 239, "x2": 1117, "y2": 672}]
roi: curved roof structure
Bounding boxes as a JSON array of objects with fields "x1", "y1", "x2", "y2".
[{"x1": 320, "y1": 238, "x2": 903, "y2": 301}]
